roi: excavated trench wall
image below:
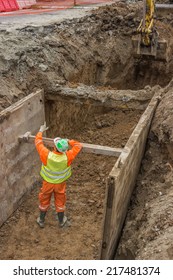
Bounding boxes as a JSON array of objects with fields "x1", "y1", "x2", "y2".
[{"x1": 44, "y1": 85, "x2": 155, "y2": 138}]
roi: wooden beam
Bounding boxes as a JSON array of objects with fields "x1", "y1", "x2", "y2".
[{"x1": 18, "y1": 132, "x2": 123, "y2": 157}]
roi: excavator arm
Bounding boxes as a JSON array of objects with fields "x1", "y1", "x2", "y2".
[
  {"x1": 137, "y1": 0, "x2": 155, "y2": 46},
  {"x1": 132, "y1": 0, "x2": 169, "y2": 61}
]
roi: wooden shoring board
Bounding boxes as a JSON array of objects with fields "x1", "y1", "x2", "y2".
[
  {"x1": 0, "y1": 90, "x2": 45, "y2": 227},
  {"x1": 100, "y1": 93, "x2": 161, "y2": 259},
  {"x1": 18, "y1": 134, "x2": 124, "y2": 157}
]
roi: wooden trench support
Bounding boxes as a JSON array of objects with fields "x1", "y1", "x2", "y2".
[
  {"x1": 0, "y1": 88, "x2": 161, "y2": 259},
  {"x1": 100, "y1": 92, "x2": 161, "y2": 259},
  {"x1": 18, "y1": 133, "x2": 124, "y2": 157},
  {"x1": 0, "y1": 90, "x2": 45, "y2": 228}
]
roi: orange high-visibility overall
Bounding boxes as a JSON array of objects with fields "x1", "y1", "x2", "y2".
[{"x1": 35, "y1": 132, "x2": 82, "y2": 213}]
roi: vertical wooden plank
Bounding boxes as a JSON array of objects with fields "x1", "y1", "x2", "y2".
[
  {"x1": 0, "y1": 90, "x2": 45, "y2": 226},
  {"x1": 100, "y1": 93, "x2": 160, "y2": 259}
]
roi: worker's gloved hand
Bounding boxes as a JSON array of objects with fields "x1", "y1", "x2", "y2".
[{"x1": 39, "y1": 122, "x2": 49, "y2": 133}]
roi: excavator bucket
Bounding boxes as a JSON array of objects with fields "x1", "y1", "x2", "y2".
[
  {"x1": 132, "y1": 34, "x2": 170, "y2": 62},
  {"x1": 132, "y1": 0, "x2": 171, "y2": 62}
]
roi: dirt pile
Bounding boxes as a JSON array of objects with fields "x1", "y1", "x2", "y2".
[
  {"x1": 116, "y1": 80, "x2": 173, "y2": 260},
  {"x1": 152, "y1": 81, "x2": 173, "y2": 145},
  {"x1": 1, "y1": 2, "x2": 173, "y2": 111}
]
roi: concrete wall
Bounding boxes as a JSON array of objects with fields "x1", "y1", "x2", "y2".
[
  {"x1": 100, "y1": 92, "x2": 160, "y2": 259},
  {"x1": 0, "y1": 90, "x2": 45, "y2": 227}
]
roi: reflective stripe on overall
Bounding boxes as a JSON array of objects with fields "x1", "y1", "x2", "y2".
[{"x1": 40, "y1": 152, "x2": 72, "y2": 184}]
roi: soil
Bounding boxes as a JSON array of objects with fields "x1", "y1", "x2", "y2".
[
  {"x1": 1, "y1": 1, "x2": 173, "y2": 112},
  {"x1": 0, "y1": 1, "x2": 173, "y2": 260}
]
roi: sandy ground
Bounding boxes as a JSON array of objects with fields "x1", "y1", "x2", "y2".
[{"x1": 0, "y1": 1, "x2": 173, "y2": 259}]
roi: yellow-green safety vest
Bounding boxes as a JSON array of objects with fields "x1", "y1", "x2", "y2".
[{"x1": 40, "y1": 152, "x2": 72, "y2": 184}]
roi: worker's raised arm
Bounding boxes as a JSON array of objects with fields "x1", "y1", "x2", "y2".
[
  {"x1": 35, "y1": 124, "x2": 49, "y2": 165},
  {"x1": 66, "y1": 140, "x2": 82, "y2": 166}
]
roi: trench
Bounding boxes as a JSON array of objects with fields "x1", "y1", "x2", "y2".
[
  {"x1": 0, "y1": 90, "x2": 143, "y2": 260},
  {"x1": 0, "y1": 78, "x2": 169, "y2": 259},
  {"x1": 0, "y1": 3, "x2": 173, "y2": 260},
  {"x1": 0, "y1": 63, "x2": 170, "y2": 260}
]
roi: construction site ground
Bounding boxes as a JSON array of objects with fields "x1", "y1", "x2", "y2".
[{"x1": 0, "y1": 1, "x2": 173, "y2": 260}]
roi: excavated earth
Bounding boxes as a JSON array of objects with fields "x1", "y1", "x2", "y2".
[{"x1": 0, "y1": 1, "x2": 173, "y2": 259}]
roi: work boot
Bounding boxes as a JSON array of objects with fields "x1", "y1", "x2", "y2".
[
  {"x1": 36, "y1": 211, "x2": 46, "y2": 228},
  {"x1": 57, "y1": 212, "x2": 70, "y2": 228}
]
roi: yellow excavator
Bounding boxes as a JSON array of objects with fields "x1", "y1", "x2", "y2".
[{"x1": 132, "y1": 0, "x2": 169, "y2": 61}]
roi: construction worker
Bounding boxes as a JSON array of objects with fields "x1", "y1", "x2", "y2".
[{"x1": 35, "y1": 122, "x2": 82, "y2": 228}]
